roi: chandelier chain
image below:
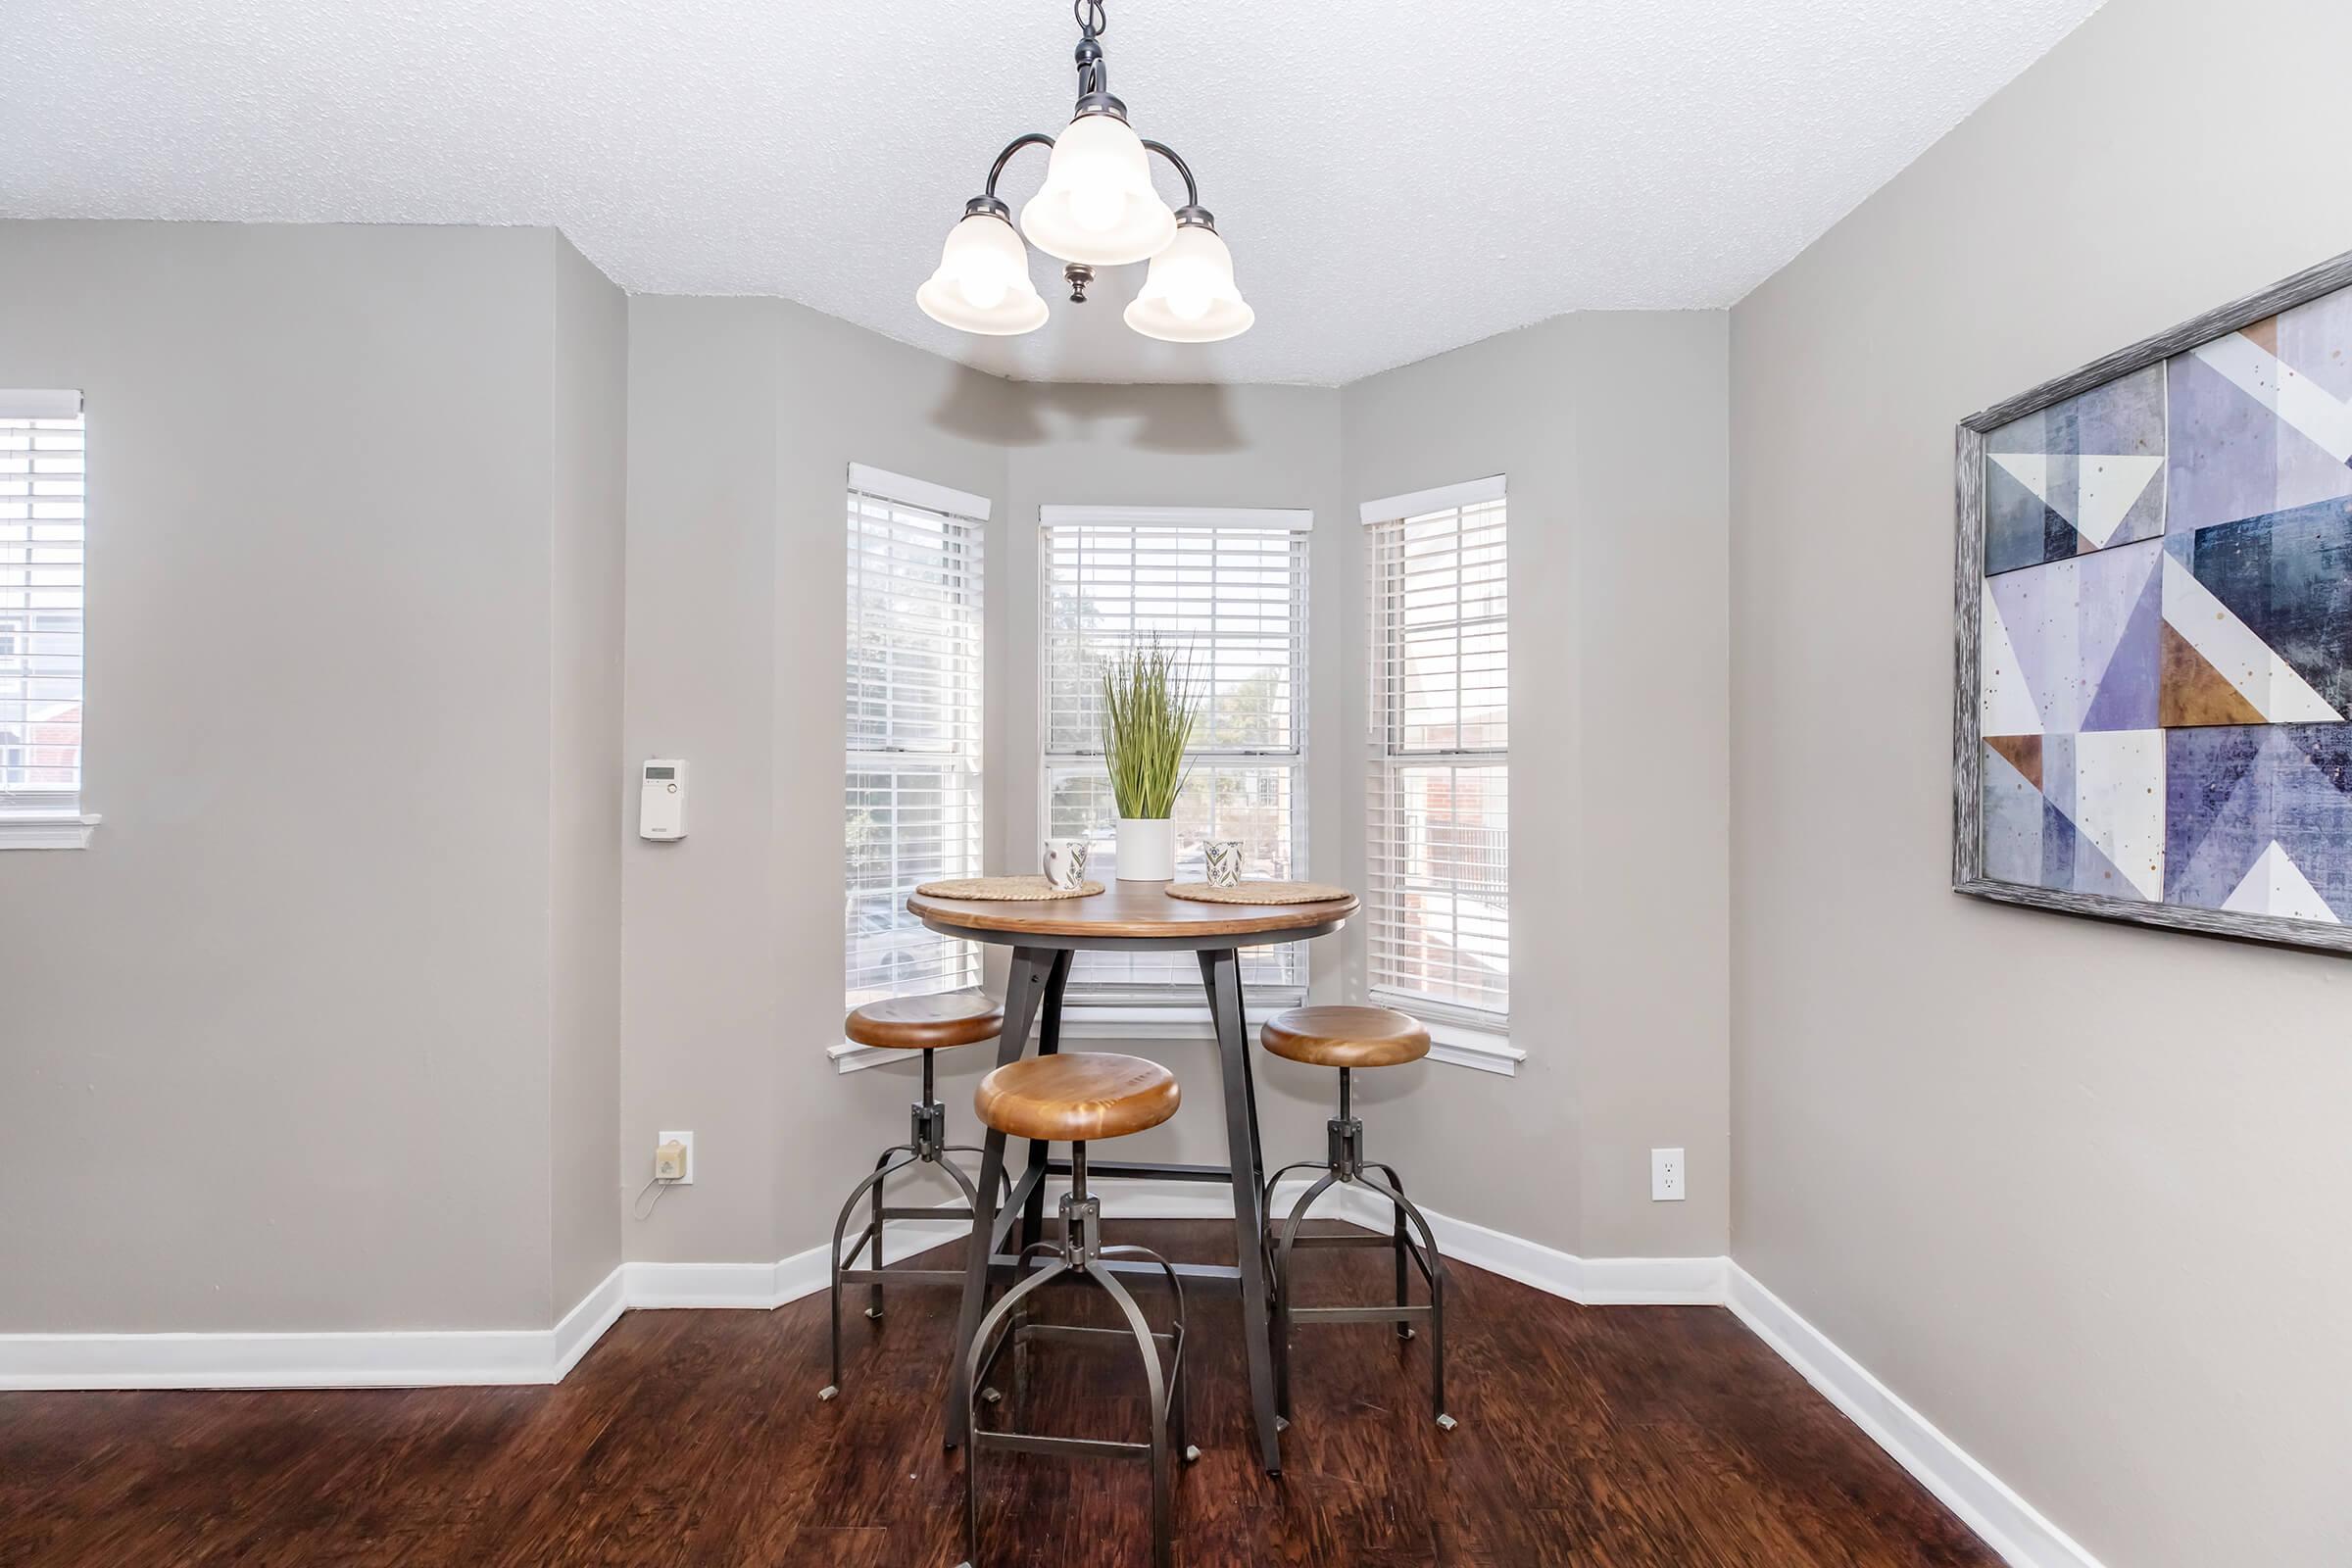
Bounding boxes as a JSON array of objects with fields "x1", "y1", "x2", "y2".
[{"x1": 1074, "y1": 0, "x2": 1106, "y2": 39}]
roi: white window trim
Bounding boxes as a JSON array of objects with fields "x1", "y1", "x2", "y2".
[
  {"x1": 829, "y1": 1000, "x2": 1307, "y2": 1073},
  {"x1": 1362, "y1": 477, "x2": 1511, "y2": 1058},
  {"x1": 1037, "y1": 505, "x2": 1314, "y2": 1008},
  {"x1": 1358, "y1": 474, "x2": 1504, "y2": 527},
  {"x1": 830, "y1": 1039, "x2": 902, "y2": 1074},
  {"x1": 1041, "y1": 504, "x2": 1312, "y2": 532},
  {"x1": 0, "y1": 809, "x2": 101, "y2": 850},
  {"x1": 830, "y1": 1010, "x2": 1528, "y2": 1076},
  {"x1": 0, "y1": 389, "x2": 88, "y2": 846},
  {"x1": 0, "y1": 389, "x2": 82, "y2": 420},
  {"x1": 845, "y1": 471, "x2": 986, "y2": 1007},
  {"x1": 847, "y1": 462, "x2": 993, "y2": 522},
  {"x1": 1422, "y1": 1016, "x2": 1524, "y2": 1076}
]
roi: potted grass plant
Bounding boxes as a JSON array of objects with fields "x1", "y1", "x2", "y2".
[{"x1": 1101, "y1": 638, "x2": 1198, "y2": 881}]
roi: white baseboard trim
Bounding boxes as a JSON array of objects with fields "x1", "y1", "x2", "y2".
[
  {"x1": 551, "y1": 1263, "x2": 629, "y2": 1380},
  {"x1": 625, "y1": 1218, "x2": 971, "y2": 1310},
  {"x1": 0, "y1": 1183, "x2": 1720, "y2": 1391},
  {"x1": 1402, "y1": 1203, "x2": 1727, "y2": 1305},
  {"x1": 1726, "y1": 1265, "x2": 2106, "y2": 1568},
  {"x1": 0, "y1": 1263, "x2": 630, "y2": 1393},
  {"x1": 0, "y1": 1191, "x2": 2102, "y2": 1568}
]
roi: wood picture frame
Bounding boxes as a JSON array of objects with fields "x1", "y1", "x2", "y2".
[{"x1": 1952, "y1": 247, "x2": 2352, "y2": 954}]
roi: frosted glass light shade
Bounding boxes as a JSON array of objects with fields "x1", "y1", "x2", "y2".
[
  {"x1": 1019, "y1": 113, "x2": 1177, "y2": 267},
  {"x1": 1122, "y1": 223, "x2": 1253, "y2": 342},
  {"x1": 916, "y1": 212, "x2": 1049, "y2": 335}
]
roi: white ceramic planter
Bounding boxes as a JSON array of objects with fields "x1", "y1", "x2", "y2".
[{"x1": 1114, "y1": 817, "x2": 1177, "y2": 881}]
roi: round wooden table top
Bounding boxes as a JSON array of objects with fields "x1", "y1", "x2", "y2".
[{"x1": 908, "y1": 880, "x2": 1359, "y2": 948}]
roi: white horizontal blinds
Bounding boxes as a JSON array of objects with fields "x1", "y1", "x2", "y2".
[
  {"x1": 1042, "y1": 514, "x2": 1310, "y2": 999},
  {"x1": 846, "y1": 479, "x2": 985, "y2": 1006},
  {"x1": 1366, "y1": 487, "x2": 1508, "y2": 1024},
  {"x1": 0, "y1": 393, "x2": 85, "y2": 813}
]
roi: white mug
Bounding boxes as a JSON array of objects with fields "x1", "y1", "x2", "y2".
[
  {"x1": 1204, "y1": 840, "x2": 1243, "y2": 887},
  {"x1": 1043, "y1": 837, "x2": 1091, "y2": 891}
]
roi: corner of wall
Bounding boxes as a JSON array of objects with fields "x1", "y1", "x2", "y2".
[{"x1": 547, "y1": 235, "x2": 629, "y2": 1316}]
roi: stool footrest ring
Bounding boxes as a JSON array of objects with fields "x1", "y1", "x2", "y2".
[
  {"x1": 1264, "y1": 1098, "x2": 1451, "y2": 1433},
  {"x1": 962, "y1": 1237, "x2": 1189, "y2": 1568}
]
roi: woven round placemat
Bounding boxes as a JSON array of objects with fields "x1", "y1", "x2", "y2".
[
  {"x1": 1164, "y1": 880, "x2": 1352, "y2": 905},
  {"x1": 916, "y1": 876, "x2": 1104, "y2": 902}
]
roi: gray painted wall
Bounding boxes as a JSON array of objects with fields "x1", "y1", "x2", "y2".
[
  {"x1": 1344, "y1": 313, "x2": 1733, "y2": 1259},
  {"x1": 620, "y1": 304, "x2": 1732, "y2": 1270},
  {"x1": 1729, "y1": 0, "x2": 2352, "y2": 1562},
  {"x1": 620, "y1": 296, "x2": 1013, "y2": 1268},
  {"x1": 0, "y1": 221, "x2": 624, "y2": 1333},
  {"x1": 619, "y1": 315, "x2": 1375, "y2": 1260},
  {"x1": 548, "y1": 235, "x2": 628, "y2": 1313}
]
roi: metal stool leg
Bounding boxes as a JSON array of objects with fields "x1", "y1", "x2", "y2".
[
  {"x1": 941, "y1": 1146, "x2": 1013, "y2": 1208},
  {"x1": 1368, "y1": 1160, "x2": 1414, "y2": 1340},
  {"x1": 1101, "y1": 1243, "x2": 1198, "y2": 1468},
  {"x1": 956, "y1": 1144, "x2": 1191, "y2": 1568},
  {"x1": 864, "y1": 1149, "x2": 888, "y2": 1322},
  {"x1": 1358, "y1": 1163, "x2": 1451, "y2": 1429},
  {"x1": 1093, "y1": 1259, "x2": 1176, "y2": 1568},
  {"x1": 1260, "y1": 1066, "x2": 1458, "y2": 1433},
  {"x1": 959, "y1": 1253, "x2": 1067, "y2": 1568},
  {"x1": 1261, "y1": 1154, "x2": 1323, "y2": 1424},
  {"x1": 820, "y1": 1145, "x2": 917, "y2": 1399},
  {"x1": 1270, "y1": 1169, "x2": 1340, "y2": 1420},
  {"x1": 825, "y1": 1042, "x2": 1014, "y2": 1401}
]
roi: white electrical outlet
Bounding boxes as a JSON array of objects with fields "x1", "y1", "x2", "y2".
[
  {"x1": 657, "y1": 1130, "x2": 695, "y2": 1185},
  {"x1": 1650, "y1": 1147, "x2": 1685, "y2": 1201}
]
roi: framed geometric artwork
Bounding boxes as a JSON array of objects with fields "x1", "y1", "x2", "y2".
[{"x1": 1954, "y1": 249, "x2": 2352, "y2": 954}]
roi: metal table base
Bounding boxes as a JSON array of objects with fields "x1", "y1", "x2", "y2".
[{"x1": 946, "y1": 945, "x2": 1286, "y2": 1474}]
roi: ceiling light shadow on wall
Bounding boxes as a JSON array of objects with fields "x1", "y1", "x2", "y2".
[
  {"x1": 926, "y1": 363, "x2": 1051, "y2": 444},
  {"x1": 923, "y1": 368, "x2": 1250, "y2": 455},
  {"x1": 1010, "y1": 380, "x2": 1250, "y2": 454}
]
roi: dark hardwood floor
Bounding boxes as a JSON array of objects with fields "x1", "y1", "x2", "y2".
[{"x1": 0, "y1": 1221, "x2": 1998, "y2": 1566}]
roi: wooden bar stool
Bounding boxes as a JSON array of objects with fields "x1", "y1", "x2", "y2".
[
  {"x1": 819, "y1": 991, "x2": 1007, "y2": 1401},
  {"x1": 1259, "y1": 1005, "x2": 1455, "y2": 1431},
  {"x1": 958, "y1": 1053, "x2": 1196, "y2": 1568}
]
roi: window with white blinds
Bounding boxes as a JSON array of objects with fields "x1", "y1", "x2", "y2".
[
  {"x1": 846, "y1": 466, "x2": 988, "y2": 1007},
  {"x1": 1364, "y1": 479, "x2": 1508, "y2": 1027},
  {"x1": 1041, "y1": 508, "x2": 1311, "y2": 1001},
  {"x1": 0, "y1": 391, "x2": 85, "y2": 819}
]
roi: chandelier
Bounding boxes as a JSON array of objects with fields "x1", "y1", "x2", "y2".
[{"x1": 916, "y1": 0, "x2": 1252, "y2": 343}]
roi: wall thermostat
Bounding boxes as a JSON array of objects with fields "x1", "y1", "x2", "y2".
[{"x1": 640, "y1": 760, "x2": 687, "y2": 841}]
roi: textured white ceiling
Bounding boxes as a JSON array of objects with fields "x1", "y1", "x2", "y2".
[{"x1": 1, "y1": 0, "x2": 2103, "y2": 385}]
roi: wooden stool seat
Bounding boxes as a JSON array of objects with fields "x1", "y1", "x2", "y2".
[
  {"x1": 1260, "y1": 1005, "x2": 1430, "y2": 1069},
  {"x1": 844, "y1": 991, "x2": 1004, "y2": 1052},
  {"x1": 975, "y1": 1053, "x2": 1180, "y2": 1144}
]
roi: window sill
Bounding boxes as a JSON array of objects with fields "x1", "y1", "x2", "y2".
[
  {"x1": 1422, "y1": 1018, "x2": 1522, "y2": 1077},
  {"x1": 827, "y1": 1002, "x2": 1298, "y2": 1074},
  {"x1": 828, "y1": 1041, "x2": 901, "y2": 1075},
  {"x1": 828, "y1": 1005, "x2": 1520, "y2": 1074},
  {"x1": 0, "y1": 812, "x2": 100, "y2": 851}
]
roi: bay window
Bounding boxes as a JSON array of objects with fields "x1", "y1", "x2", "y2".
[
  {"x1": 1363, "y1": 477, "x2": 1509, "y2": 1031},
  {"x1": 845, "y1": 464, "x2": 988, "y2": 1006},
  {"x1": 1040, "y1": 507, "x2": 1311, "y2": 1004}
]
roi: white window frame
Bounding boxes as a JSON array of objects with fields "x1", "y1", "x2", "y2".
[
  {"x1": 0, "y1": 389, "x2": 98, "y2": 850},
  {"x1": 1362, "y1": 476, "x2": 1519, "y2": 1074},
  {"x1": 839, "y1": 464, "x2": 989, "y2": 1066},
  {"x1": 1039, "y1": 504, "x2": 1313, "y2": 1019}
]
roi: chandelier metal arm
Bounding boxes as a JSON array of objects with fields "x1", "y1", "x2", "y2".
[
  {"x1": 982, "y1": 132, "x2": 1057, "y2": 199},
  {"x1": 1141, "y1": 139, "x2": 1217, "y2": 230},
  {"x1": 1139, "y1": 140, "x2": 1198, "y2": 208},
  {"x1": 914, "y1": 0, "x2": 1250, "y2": 341}
]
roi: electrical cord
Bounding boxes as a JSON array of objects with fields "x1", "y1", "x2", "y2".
[{"x1": 630, "y1": 1171, "x2": 671, "y2": 1221}]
